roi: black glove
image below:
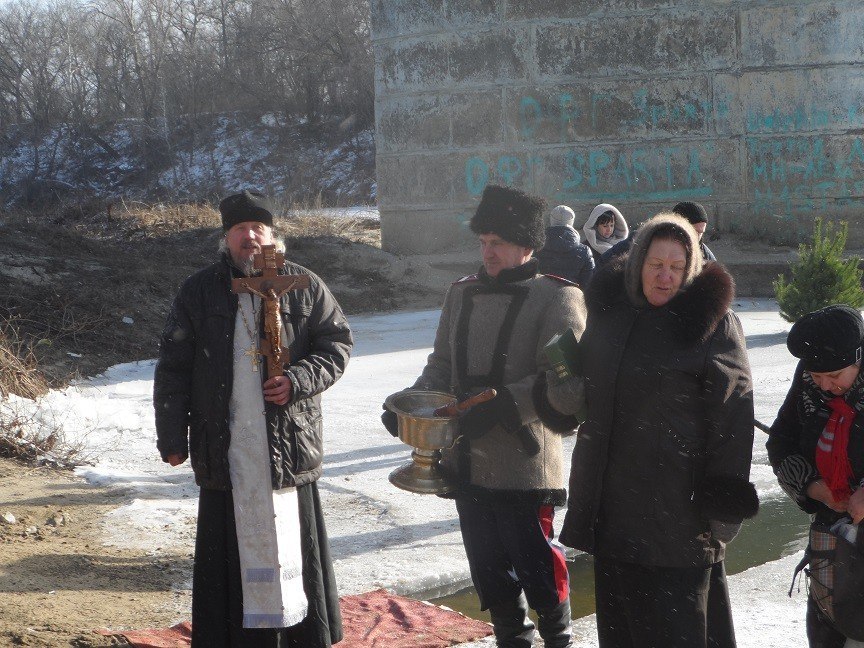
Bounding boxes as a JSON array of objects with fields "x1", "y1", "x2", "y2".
[
  {"x1": 381, "y1": 404, "x2": 399, "y2": 437},
  {"x1": 458, "y1": 388, "x2": 522, "y2": 440}
]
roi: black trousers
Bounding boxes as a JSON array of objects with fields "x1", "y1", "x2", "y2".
[
  {"x1": 807, "y1": 596, "x2": 848, "y2": 648},
  {"x1": 455, "y1": 497, "x2": 569, "y2": 611},
  {"x1": 191, "y1": 484, "x2": 342, "y2": 648},
  {"x1": 594, "y1": 556, "x2": 736, "y2": 648}
]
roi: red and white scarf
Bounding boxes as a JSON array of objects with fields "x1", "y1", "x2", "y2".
[{"x1": 816, "y1": 397, "x2": 856, "y2": 502}]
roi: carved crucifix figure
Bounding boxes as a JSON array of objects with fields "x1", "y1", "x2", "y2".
[{"x1": 231, "y1": 245, "x2": 310, "y2": 378}]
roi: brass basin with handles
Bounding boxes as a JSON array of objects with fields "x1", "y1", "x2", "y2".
[{"x1": 384, "y1": 390, "x2": 460, "y2": 494}]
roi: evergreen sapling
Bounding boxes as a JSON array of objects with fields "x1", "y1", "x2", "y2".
[{"x1": 774, "y1": 218, "x2": 864, "y2": 323}]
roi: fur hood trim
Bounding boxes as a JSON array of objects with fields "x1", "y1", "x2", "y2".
[{"x1": 586, "y1": 258, "x2": 736, "y2": 345}]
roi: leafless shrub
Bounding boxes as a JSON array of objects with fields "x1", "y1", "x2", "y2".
[
  {"x1": 0, "y1": 398, "x2": 89, "y2": 469},
  {"x1": 280, "y1": 196, "x2": 380, "y2": 246},
  {"x1": 117, "y1": 200, "x2": 221, "y2": 234},
  {"x1": 55, "y1": 197, "x2": 381, "y2": 247},
  {"x1": 281, "y1": 214, "x2": 379, "y2": 247},
  {"x1": 0, "y1": 318, "x2": 88, "y2": 468},
  {"x1": 0, "y1": 317, "x2": 48, "y2": 400}
]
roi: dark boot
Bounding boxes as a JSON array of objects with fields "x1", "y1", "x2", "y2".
[
  {"x1": 536, "y1": 598, "x2": 573, "y2": 648},
  {"x1": 488, "y1": 592, "x2": 535, "y2": 648}
]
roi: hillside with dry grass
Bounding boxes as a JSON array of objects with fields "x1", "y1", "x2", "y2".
[{"x1": 0, "y1": 201, "x2": 440, "y2": 394}]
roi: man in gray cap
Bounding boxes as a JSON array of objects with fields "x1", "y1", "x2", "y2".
[
  {"x1": 384, "y1": 184, "x2": 587, "y2": 648},
  {"x1": 535, "y1": 204, "x2": 595, "y2": 286},
  {"x1": 154, "y1": 190, "x2": 352, "y2": 647}
]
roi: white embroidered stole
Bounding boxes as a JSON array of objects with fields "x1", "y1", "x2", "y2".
[{"x1": 228, "y1": 294, "x2": 307, "y2": 628}]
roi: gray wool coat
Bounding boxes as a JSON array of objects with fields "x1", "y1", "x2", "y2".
[{"x1": 413, "y1": 259, "x2": 588, "y2": 504}]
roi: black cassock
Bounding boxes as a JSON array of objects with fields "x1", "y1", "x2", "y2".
[{"x1": 191, "y1": 483, "x2": 342, "y2": 648}]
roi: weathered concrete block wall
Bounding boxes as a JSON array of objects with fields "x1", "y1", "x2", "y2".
[{"x1": 372, "y1": 0, "x2": 864, "y2": 254}]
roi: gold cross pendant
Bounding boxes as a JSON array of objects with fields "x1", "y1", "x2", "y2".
[{"x1": 244, "y1": 345, "x2": 262, "y2": 372}]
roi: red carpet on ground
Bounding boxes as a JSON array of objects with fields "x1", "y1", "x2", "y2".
[
  {"x1": 96, "y1": 621, "x2": 192, "y2": 647},
  {"x1": 96, "y1": 589, "x2": 492, "y2": 647}
]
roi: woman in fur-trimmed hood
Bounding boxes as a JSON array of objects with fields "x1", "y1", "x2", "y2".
[{"x1": 538, "y1": 212, "x2": 758, "y2": 648}]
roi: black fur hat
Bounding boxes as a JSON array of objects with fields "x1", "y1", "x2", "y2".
[
  {"x1": 469, "y1": 184, "x2": 546, "y2": 249},
  {"x1": 219, "y1": 190, "x2": 276, "y2": 231},
  {"x1": 787, "y1": 304, "x2": 864, "y2": 372}
]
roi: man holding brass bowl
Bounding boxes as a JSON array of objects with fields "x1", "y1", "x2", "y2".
[{"x1": 382, "y1": 184, "x2": 588, "y2": 648}]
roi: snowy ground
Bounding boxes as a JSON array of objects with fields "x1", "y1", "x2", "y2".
[
  {"x1": 7, "y1": 300, "x2": 862, "y2": 647},
  {"x1": 290, "y1": 205, "x2": 379, "y2": 220}
]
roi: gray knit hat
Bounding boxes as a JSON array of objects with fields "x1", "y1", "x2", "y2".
[{"x1": 549, "y1": 205, "x2": 576, "y2": 228}]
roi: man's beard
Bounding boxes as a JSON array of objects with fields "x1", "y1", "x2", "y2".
[
  {"x1": 239, "y1": 255, "x2": 261, "y2": 277},
  {"x1": 228, "y1": 249, "x2": 262, "y2": 276}
]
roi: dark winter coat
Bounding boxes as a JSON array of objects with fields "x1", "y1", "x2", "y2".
[
  {"x1": 153, "y1": 254, "x2": 353, "y2": 491},
  {"x1": 767, "y1": 364, "x2": 864, "y2": 521},
  {"x1": 414, "y1": 259, "x2": 587, "y2": 504},
  {"x1": 597, "y1": 234, "x2": 634, "y2": 267},
  {"x1": 534, "y1": 226, "x2": 595, "y2": 287},
  {"x1": 558, "y1": 258, "x2": 756, "y2": 567}
]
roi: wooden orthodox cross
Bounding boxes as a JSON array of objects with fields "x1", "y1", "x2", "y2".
[{"x1": 231, "y1": 245, "x2": 310, "y2": 378}]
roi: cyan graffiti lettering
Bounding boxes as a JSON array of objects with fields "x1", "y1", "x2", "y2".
[
  {"x1": 564, "y1": 151, "x2": 585, "y2": 190},
  {"x1": 630, "y1": 149, "x2": 655, "y2": 192},
  {"x1": 560, "y1": 93, "x2": 578, "y2": 140},
  {"x1": 613, "y1": 153, "x2": 633, "y2": 188},
  {"x1": 465, "y1": 157, "x2": 490, "y2": 196},
  {"x1": 517, "y1": 89, "x2": 709, "y2": 142},
  {"x1": 848, "y1": 137, "x2": 864, "y2": 165},
  {"x1": 526, "y1": 155, "x2": 543, "y2": 180},
  {"x1": 588, "y1": 150, "x2": 611, "y2": 187},
  {"x1": 803, "y1": 139, "x2": 828, "y2": 182},
  {"x1": 519, "y1": 96, "x2": 542, "y2": 140},
  {"x1": 497, "y1": 156, "x2": 524, "y2": 185},
  {"x1": 629, "y1": 89, "x2": 648, "y2": 129},
  {"x1": 747, "y1": 105, "x2": 845, "y2": 134},
  {"x1": 467, "y1": 146, "x2": 710, "y2": 202},
  {"x1": 686, "y1": 148, "x2": 704, "y2": 187},
  {"x1": 661, "y1": 147, "x2": 682, "y2": 189}
]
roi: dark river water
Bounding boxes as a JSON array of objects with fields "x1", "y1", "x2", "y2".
[{"x1": 424, "y1": 495, "x2": 809, "y2": 622}]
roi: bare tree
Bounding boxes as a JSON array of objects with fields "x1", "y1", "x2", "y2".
[{"x1": 0, "y1": 0, "x2": 374, "y2": 190}]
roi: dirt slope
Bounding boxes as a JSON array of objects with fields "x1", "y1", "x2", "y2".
[{"x1": 0, "y1": 205, "x2": 442, "y2": 386}]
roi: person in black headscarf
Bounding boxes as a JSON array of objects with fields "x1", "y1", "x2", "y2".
[{"x1": 767, "y1": 304, "x2": 864, "y2": 648}]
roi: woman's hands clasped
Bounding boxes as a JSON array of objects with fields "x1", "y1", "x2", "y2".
[{"x1": 806, "y1": 479, "x2": 864, "y2": 523}]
